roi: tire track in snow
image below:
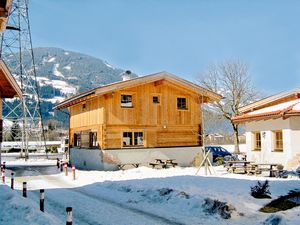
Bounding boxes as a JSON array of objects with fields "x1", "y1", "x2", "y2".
[{"x1": 14, "y1": 166, "x2": 186, "y2": 225}]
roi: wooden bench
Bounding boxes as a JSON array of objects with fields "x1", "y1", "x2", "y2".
[
  {"x1": 247, "y1": 163, "x2": 283, "y2": 177},
  {"x1": 149, "y1": 162, "x2": 160, "y2": 168},
  {"x1": 117, "y1": 163, "x2": 140, "y2": 170}
]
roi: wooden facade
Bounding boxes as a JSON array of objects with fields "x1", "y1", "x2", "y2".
[{"x1": 55, "y1": 72, "x2": 221, "y2": 150}]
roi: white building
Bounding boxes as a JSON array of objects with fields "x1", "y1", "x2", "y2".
[{"x1": 232, "y1": 89, "x2": 300, "y2": 169}]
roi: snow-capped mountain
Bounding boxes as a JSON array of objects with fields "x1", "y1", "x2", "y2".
[{"x1": 3, "y1": 47, "x2": 136, "y2": 126}]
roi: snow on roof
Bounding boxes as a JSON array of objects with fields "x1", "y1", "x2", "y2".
[
  {"x1": 248, "y1": 99, "x2": 300, "y2": 115},
  {"x1": 233, "y1": 98, "x2": 300, "y2": 123}
]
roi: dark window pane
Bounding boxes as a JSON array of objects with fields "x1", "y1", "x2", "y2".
[
  {"x1": 121, "y1": 95, "x2": 133, "y2": 107},
  {"x1": 134, "y1": 132, "x2": 143, "y2": 145},
  {"x1": 177, "y1": 97, "x2": 187, "y2": 109},
  {"x1": 153, "y1": 96, "x2": 159, "y2": 103},
  {"x1": 123, "y1": 132, "x2": 133, "y2": 146}
]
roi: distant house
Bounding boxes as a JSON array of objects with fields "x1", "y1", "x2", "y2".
[
  {"x1": 232, "y1": 89, "x2": 300, "y2": 169},
  {"x1": 0, "y1": 59, "x2": 22, "y2": 143},
  {"x1": 55, "y1": 72, "x2": 221, "y2": 170}
]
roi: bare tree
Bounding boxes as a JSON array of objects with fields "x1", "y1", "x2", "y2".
[{"x1": 199, "y1": 60, "x2": 258, "y2": 153}]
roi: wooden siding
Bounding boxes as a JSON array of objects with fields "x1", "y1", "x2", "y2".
[{"x1": 69, "y1": 80, "x2": 203, "y2": 149}]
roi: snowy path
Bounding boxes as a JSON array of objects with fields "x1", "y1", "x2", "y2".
[{"x1": 12, "y1": 166, "x2": 185, "y2": 225}]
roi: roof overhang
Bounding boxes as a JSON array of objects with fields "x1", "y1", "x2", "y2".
[
  {"x1": 239, "y1": 89, "x2": 300, "y2": 113},
  {"x1": 54, "y1": 72, "x2": 222, "y2": 110},
  {"x1": 233, "y1": 97, "x2": 300, "y2": 124},
  {"x1": 0, "y1": 59, "x2": 22, "y2": 98}
]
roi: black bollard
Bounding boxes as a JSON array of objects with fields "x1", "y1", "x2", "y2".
[
  {"x1": 10, "y1": 172, "x2": 14, "y2": 189},
  {"x1": 23, "y1": 182, "x2": 27, "y2": 198},
  {"x1": 56, "y1": 158, "x2": 60, "y2": 169},
  {"x1": 66, "y1": 207, "x2": 72, "y2": 225},
  {"x1": 40, "y1": 189, "x2": 45, "y2": 212},
  {"x1": 60, "y1": 160, "x2": 63, "y2": 172}
]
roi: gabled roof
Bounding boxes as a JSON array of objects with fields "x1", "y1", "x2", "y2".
[
  {"x1": 232, "y1": 89, "x2": 300, "y2": 123},
  {"x1": 239, "y1": 88, "x2": 300, "y2": 113},
  {"x1": 0, "y1": 59, "x2": 22, "y2": 98},
  {"x1": 54, "y1": 71, "x2": 222, "y2": 110}
]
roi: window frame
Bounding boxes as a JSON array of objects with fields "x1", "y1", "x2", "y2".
[
  {"x1": 252, "y1": 131, "x2": 261, "y2": 151},
  {"x1": 177, "y1": 97, "x2": 188, "y2": 110},
  {"x1": 122, "y1": 131, "x2": 144, "y2": 147},
  {"x1": 152, "y1": 96, "x2": 160, "y2": 104},
  {"x1": 273, "y1": 130, "x2": 283, "y2": 152},
  {"x1": 89, "y1": 132, "x2": 98, "y2": 148},
  {"x1": 120, "y1": 94, "x2": 133, "y2": 108},
  {"x1": 74, "y1": 133, "x2": 81, "y2": 147}
]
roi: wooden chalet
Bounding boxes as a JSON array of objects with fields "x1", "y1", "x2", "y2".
[{"x1": 55, "y1": 72, "x2": 221, "y2": 169}]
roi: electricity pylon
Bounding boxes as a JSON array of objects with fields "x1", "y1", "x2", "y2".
[{"x1": 0, "y1": 0, "x2": 46, "y2": 157}]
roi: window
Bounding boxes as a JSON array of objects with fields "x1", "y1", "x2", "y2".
[
  {"x1": 81, "y1": 132, "x2": 90, "y2": 148},
  {"x1": 134, "y1": 132, "x2": 143, "y2": 145},
  {"x1": 177, "y1": 97, "x2": 187, "y2": 110},
  {"x1": 123, "y1": 132, "x2": 133, "y2": 146},
  {"x1": 153, "y1": 96, "x2": 160, "y2": 104},
  {"x1": 74, "y1": 133, "x2": 81, "y2": 147},
  {"x1": 121, "y1": 95, "x2": 133, "y2": 107},
  {"x1": 82, "y1": 103, "x2": 86, "y2": 110},
  {"x1": 123, "y1": 131, "x2": 144, "y2": 147},
  {"x1": 253, "y1": 132, "x2": 261, "y2": 150},
  {"x1": 273, "y1": 130, "x2": 283, "y2": 151},
  {"x1": 89, "y1": 132, "x2": 98, "y2": 148}
]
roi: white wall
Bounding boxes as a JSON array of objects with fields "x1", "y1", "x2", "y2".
[{"x1": 245, "y1": 117, "x2": 300, "y2": 169}]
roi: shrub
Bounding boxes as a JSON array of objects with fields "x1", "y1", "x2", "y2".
[
  {"x1": 215, "y1": 156, "x2": 224, "y2": 166},
  {"x1": 250, "y1": 180, "x2": 271, "y2": 199},
  {"x1": 202, "y1": 198, "x2": 235, "y2": 219}
]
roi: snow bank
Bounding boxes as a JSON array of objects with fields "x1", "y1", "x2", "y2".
[
  {"x1": 9, "y1": 165, "x2": 299, "y2": 225},
  {"x1": 0, "y1": 185, "x2": 60, "y2": 225}
]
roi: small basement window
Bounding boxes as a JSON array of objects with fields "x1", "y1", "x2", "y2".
[
  {"x1": 121, "y1": 95, "x2": 133, "y2": 107},
  {"x1": 153, "y1": 96, "x2": 160, "y2": 104},
  {"x1": 177, "y1": 97, "x2": 187, "y2": 110}
]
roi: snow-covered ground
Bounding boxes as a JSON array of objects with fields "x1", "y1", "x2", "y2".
[{"x1": 1, "y1": 164, "x2": 299, "y2": 225}]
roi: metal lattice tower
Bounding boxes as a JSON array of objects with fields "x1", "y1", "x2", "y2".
[{"x1": 0, "y1": 0, "x2": 46, "y2": 157}]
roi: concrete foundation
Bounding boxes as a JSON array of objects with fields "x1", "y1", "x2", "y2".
[{"x1": 69, "y1": 146, "x2": 210, "y2": 171}]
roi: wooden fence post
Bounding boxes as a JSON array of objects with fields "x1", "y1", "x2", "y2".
[
  {"x1": 72, "y1": 165, "x2": 76, "y2": 180},
  {"x1": 64, "y1": 163, "x2": 68, "y2": 176}
]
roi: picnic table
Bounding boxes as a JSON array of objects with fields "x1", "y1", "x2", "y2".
[
  {"x1": 225, "y1": 160, "x2": 253, "y2": 174},
  {"x1": 117, "y1": 163, "x2": 140, "y2": 170},
  {"x1": 149, "y1": 159, "x2": 178, "y2": 169},
  {"x1": 248, "y1": 163, "x2": 282, "y2": 177}
]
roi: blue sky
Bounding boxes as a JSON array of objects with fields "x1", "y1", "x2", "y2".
[{"x1": 30, "y1": 0, "x2": 300, "y2": 94}]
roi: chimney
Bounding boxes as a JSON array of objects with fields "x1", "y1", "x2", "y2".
[{"x1": 121, "y1": 70, "x2": 131, "y2": 81}]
